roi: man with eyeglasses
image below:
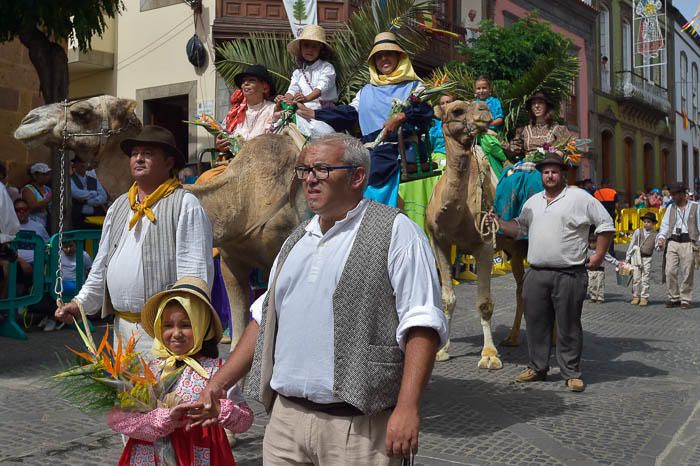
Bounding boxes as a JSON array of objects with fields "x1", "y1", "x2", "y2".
[
  {"x1": 191, "y1": 133, "x2": 447, "y2": 465},
  {"x1": 54, "y1": 126, "x2": 213, "y2": 353}
]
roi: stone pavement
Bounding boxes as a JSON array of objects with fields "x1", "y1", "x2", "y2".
[{"x1": 3, "y1": 250, "x2": 700, "y2": 465}]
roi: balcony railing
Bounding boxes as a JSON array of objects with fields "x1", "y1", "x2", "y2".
[{"x1": 613, "y1": 71, "x2": 671, "y2": 113}]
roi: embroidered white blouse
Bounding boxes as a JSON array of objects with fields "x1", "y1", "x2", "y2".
[{"x1": 231, "y1": 100, "x2": 276, "y2": 141}]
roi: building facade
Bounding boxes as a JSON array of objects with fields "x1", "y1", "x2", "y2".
[
  {"x1": 69, "y1": 0, "x2": 219, "y2": 162},
  {"x1": 488, "y1": 0, "x2": 598, "y2": 182},
  {"x1": 670, "y1": 4, "x2": 700, "y2": 191},
  {"x1": 0, "y1": 40, "x2": 49, "y2": 188},
  {"x1": 590, "y1": 0, "x2": 674, "y2": 204}
]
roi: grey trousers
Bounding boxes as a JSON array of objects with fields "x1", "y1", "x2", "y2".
[{"x1": 522, "y1": 266, "x2": 588, "y2": 380}]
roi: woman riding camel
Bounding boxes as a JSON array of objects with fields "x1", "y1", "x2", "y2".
[
  {"x1": 495, "y1": 91, "x2": 571, "y2": 223},
  {"x1": 297, "y1": 32, "x2": 433, "y2": 207},
  {"x1": 215, "y1": 64, "x2": 277, "y2": 154}
]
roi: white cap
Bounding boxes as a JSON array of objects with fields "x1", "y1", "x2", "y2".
[{"x1": 29, "y1": 162, "x2": 51, "y2": 174}]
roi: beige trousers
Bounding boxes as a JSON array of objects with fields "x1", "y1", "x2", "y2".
[
  {"x1": 587, "y1": 270, "x2": 605, "y2": 301},
  {"x1": 632, "y1": 257, "x2": 653, "y2": 299},
  {"x1": 262, "y1": 396, "x2": 400, "y2": 466},
  {"x1": 666, "y1": 241, "x2": 694, "y2": 303}
]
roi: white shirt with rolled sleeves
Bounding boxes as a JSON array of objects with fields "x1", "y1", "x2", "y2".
[
  {"x1": 516, "y1": 186, "x2": 616, "y2": 268},
  {"x1": 74, "y1": 192, "x2": 214, "y2": 314},
  {"x1": 657, "y1": 201, "x2": 700, "y2": 243},
  {"x1": 250, "y1": 198, "x2": 447, "y2": 404}
]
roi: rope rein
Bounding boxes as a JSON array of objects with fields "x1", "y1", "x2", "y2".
[{"x1": 469, "y1": 137, "x2": 500, "y2": 247}]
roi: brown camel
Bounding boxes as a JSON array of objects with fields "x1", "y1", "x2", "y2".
[
  {"x1": 14, "y1": 97, "x2": 305, "y2": 346},
  {"x1": 14, "y1": 96, "x2": 141, "y2": 198}
]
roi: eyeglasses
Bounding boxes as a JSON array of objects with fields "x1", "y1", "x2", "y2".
[{"x1": 294, "y1": 164, "x2": 357, "y2": 180}]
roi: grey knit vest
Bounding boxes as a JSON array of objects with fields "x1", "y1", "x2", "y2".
[
  {"x1": 246, "y1": 200, "x2": 402, "y2": 416},
  {"x1": 100, "y1": 189, "x2": 185, "y2": 317},
  {"x1": 668, "y1": 203, "x2": 699, "y2": 241}
]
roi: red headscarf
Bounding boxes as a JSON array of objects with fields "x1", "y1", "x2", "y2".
[{"x1": 224, "y1": 82, "x2": 271, "y2": 133}]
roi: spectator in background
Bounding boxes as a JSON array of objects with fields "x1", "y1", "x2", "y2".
[
  {"x1": 1, "y1": 163, "x2": 20, "y2": 201},
  {"x1": 633, "y1": 191, "x2": 648, "y2": 209},
  {"x1": 59, "y1": 240, "x2": 93, "y2": 297},
  {"x1": 70, "y1": 155, "x2": 108, "y2": 228},
  {"x1": 0, "y1": 175, "x2": 20, "y2": 299},
  {"x1": 14, "y1": 198, "x2": 49, "y2": 265},
  {"x1": 582, "y1": 179, "x2": 595, "y2": 196},
  {"x1": 594, "y1": 180, "x2": 619, "y2": 258},
  {"x1": 662, "y1": 185, "x2": 672, "y2": 207},
  {"x1": 648, "y1": 188, "x2": 662, "y2": 209},
  {"x1": 22, "y1": 163, "x2": 52, "y2": 231}
]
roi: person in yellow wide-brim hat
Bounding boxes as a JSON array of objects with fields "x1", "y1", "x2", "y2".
[
  {"x1": 275, "y1": 24, "x2": 338, "y2": 137},
  {"x1": 296, "y1": 31, "x2": 433, "y2": 207}
]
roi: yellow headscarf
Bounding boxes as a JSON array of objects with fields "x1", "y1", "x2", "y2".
[
  {"x1": 151, "y1": 293, "x2": 215, "y2": 381},
  {"x1": 369, "y1": 53, "x2": 421, "y2": 86},
  {"x1": 127, "y1": 177, "x2": 181, "y2": 230}
]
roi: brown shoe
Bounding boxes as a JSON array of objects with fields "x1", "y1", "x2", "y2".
[
  {"x1": 515, "y1": 368, "x2": 546, "y2": 383},
  {"x1": 566, "y1": 378, "x2": 585, "y2": 392},
  {"x1": 666, "y1": 301, "x2": 681, "y2": 308},
  {"x1": 630, "y1": 297, "x2": 640, "y2": 305},
  {"x1": 638, "y1": 298, "x2": 648, "y2": 306},
  {"x1": 681, "y1": 302, "x2": 691, "y2": 309}
]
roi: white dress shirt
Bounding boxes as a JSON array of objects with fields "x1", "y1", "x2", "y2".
[
  {"x1": 251, "y1": 199, "x2": 447, "y2": 404},
  {"x1": 71, "y1": 173, "x2": 108, "y2": 215},
  {"x1": 657, "y1": 201, "x2": 700, "y2": 242},
  {"x1": 75, "y1": 192, "x2": 213, "y2": 314},
  {"x1": 286, "y1": 59, "x2": 338, "y2": 110},
  {"x1": 517, "y1": 186, "x2": 616, "y2": 267},
  {"x1": 0, "y1": 184, "x2": 19, "y2": 244}
]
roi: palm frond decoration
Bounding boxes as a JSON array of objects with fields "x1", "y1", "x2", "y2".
[
  {"x1": 216, "y1": 33, "x2": 297, "y2": 97},
  {"x1": 500, "y1": 51, "x2": 579, "y2": 135},
  {"x1": 215, "y1": 0, "x2": 435, "y2": 103},
  {"x1": 426, "y1": 63, "x2": 475, "y2": 103}
]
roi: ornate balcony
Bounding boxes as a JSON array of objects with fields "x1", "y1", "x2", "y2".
[{"x1": 613, "y1": 71, "x2": 671, "y2": 116}]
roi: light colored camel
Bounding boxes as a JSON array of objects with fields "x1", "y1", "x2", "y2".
[
  {"x1": 14, "y1": 96, "x2": 141, "y2": 198},
  {"x1": 14, "y1": 96, "x2": 305, "y2": 346}
]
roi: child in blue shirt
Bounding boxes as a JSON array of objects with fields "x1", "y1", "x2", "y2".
[{"x1": 474, "y1": 75, "x2": 504, "y2": 131}]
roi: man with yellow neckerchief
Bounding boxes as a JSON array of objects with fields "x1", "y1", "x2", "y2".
[{"x1": 55, "y1": 126, "x2": 213, "y2": 354}]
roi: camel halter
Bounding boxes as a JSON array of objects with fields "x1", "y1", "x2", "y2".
[{"x1": 54, "y1": 96, "x2": 136, "y2": 312}]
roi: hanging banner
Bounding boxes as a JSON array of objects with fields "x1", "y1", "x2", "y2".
[
  {"x1": 633, "y1": 0, "x2": 667, "y2": 69},
  {"x1": 283, "y1": 0, "x2": 318, "y2": 37}
]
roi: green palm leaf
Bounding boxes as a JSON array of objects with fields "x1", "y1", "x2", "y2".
[{"x1": 216, "y1": 33, "x2": 297, "y2": 97}]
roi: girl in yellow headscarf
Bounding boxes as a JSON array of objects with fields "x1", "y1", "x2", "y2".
[{"x1": 107, "y1": 277, "x2": 253, "y2": 466}]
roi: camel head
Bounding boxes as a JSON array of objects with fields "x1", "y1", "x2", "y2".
[
  {"x1": 14, "y1": 95, "x2": 142, "y2": 157},
  {"x1": 434, "y1": 100, "x2": 492, "y2": 148}
]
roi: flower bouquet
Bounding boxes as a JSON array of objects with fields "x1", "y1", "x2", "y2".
[
  {"x1": 53, "y1": 326, "x2": 182, "y2": 413},
  {"x1": 367, "y1": 81, "x2": 455, "y2": 149},
  {"x1": 54, "y1": 321, "x2": 183, "y2": 465},
  {"x1": 523, "y1": 137, "x2": 591, "y2": 167},
  {"x1": 183, "y1": 114, "x2": 244, "y2": 157}
]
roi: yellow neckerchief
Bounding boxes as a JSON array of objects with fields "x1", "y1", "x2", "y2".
[
  {"x1": 127, "y1": 178, "x2": 181, "y2": 230},
  {"x1": 151, "y1": 294, "x2": 215, "y2": 381},
  {"x1": 369, "y1": 54, "x2": 420, "y2": 86}
]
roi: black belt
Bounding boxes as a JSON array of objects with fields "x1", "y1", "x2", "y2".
[
  {"x1": 669, "y1": 234, "x2": 691, "y2": 243},
  {"x1": 282, "y1": 395, "x2": 364, "y2": 417},
  {"x1": 530, "y1": 264, "x2": 587, "y2": 273}
]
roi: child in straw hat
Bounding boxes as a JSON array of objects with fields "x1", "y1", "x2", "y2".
[
  {"x1": 276, "y1": 24, "x2": 337, "y2": 137},
  {"x1": 107, "y1": 277, "x2": 253, "y2": 466}
]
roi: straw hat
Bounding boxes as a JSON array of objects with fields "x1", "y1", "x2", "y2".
[
  {"x1": 368, "y1": 32, "x2": 406, "y2": 62},
  {"x1": 287, "y1": 24, "x2": 332, "y2": 58},
  {"x1": 141, "y1": 276, "x2": 223, "y2": 343}
]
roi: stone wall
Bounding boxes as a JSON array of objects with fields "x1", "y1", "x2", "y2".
[{"x1": 0, "y1": 39, "x2": 49, "y2": 189}]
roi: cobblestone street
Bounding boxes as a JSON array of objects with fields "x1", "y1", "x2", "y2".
[{"x1": 3, "y1": 251, "x2": 700, "y2": 465}]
